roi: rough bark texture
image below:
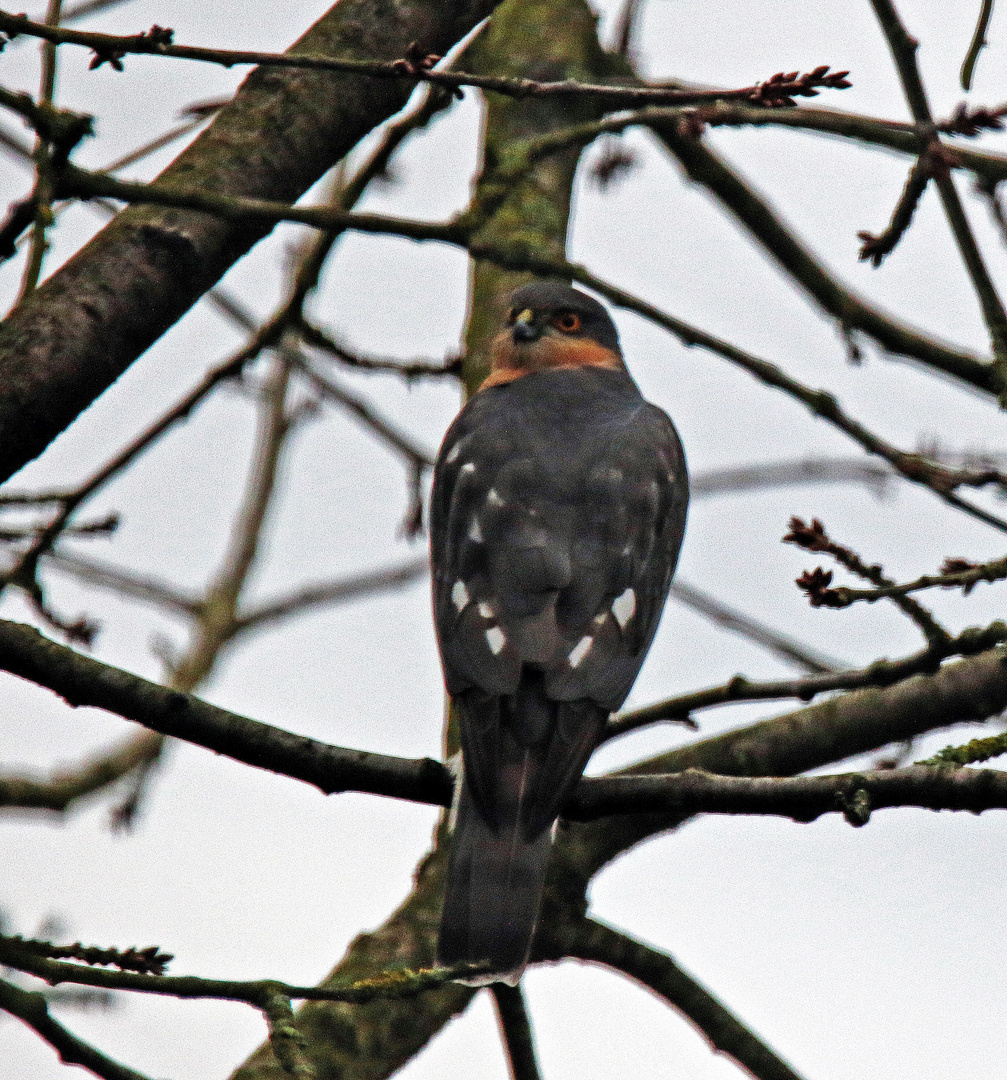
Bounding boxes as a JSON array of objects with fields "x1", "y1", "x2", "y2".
[
  {"x1": 0, "y1": 0, "x2": 500, "y2": 483},
  {"x1": 459, "y1": 0, "x2": 615, "y2": 396}
]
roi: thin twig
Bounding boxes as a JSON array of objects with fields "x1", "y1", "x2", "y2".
[
  {"x1": 0, "y1": 14, "x2": 852, "y2": 108},
  {"x1": 18, "y1": 0, "x2": 62, "y2": 297},
  {"x1": 0, "y1": 936, "x2": 486, "y2": 1004},
  {"x1": 689, "y1": 457, "x2": 895, "y2": 500},
  {"x1": 300, "y1": 320, "x2": 460, "y2": 378},
  {"x1": 233, "y1": 557, "x2": 429, "y2": 635},
  {"x1": 793, "y1": 551, "x2": 1007, "y2": 608},
  {"x1": 0, "y1": 325, "x2": 276, "y2": 608},
  {"x1": 871, "y1": 0, "x2": 1007, "y2": 380},
  {"x1": 783, "y1": 516, "x2": 950, "y2": 644},
  {"x1": 552, "y1": 918, "x2": 805, "y2": 1080},
  {"x1": 167, "y1": 353, "x2": 293, "y2": 691},
  {"x1": 668, "y1": 580, "x2": 842, "y2": 675},
  {"x1": 612, "y1": 0, "x2": 643, "y2": 57},
  {"x1": 42, "y1": 552, "x2": 200, "y2": 615},
  {"x1": 603, "y1": 620, "x2": 1007, "y2": 739},
  {"x1": 857, "y1": 154, "x2": 930, "y2": 266},
  {"x1": 0, "y1": 977, "x2": 151, "y2": 1080},
  {"x1": 299, "y1": 362, "x2": 435, "y2": 468},
  {"x1": 962, "y1": 0, "x2": 996, "y2": 90},
  {"x1": 0, "y1": 729, "x2": 164, "y2": 812},
  {"x1": 491, "y1": 984, "x2": 543, "y2": 1080}
]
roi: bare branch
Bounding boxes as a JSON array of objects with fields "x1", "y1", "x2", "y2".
[
  {"x1": 0, "y1": 729, "x2": 163, "y2": 813},
  {"x1": 8, "y1": 937, "x2": 171, "y2": 974},
  {"x1": 167, "y1": 354, "x2": 293, "y2": 692},
  {"x1": 790, "y1": 551, "x2": 1007, "y2": 609},
  {"x1": 784, "y1": 516, "x2": 950, "y2": 644},
  {"x1": 44, "y1": 160, "x2": 1007, "y2": 526},
  {"x1": 0, "y1": 0, "x2": 501, "y2": 485},
  {"x1": 42, "y1": 551, "x2": 200, "y2": 615},
  {"x1": 0, "y1": 14, "x2": 852, "y2": 110},
  {"x1": 299, "y1": 363, "x2": 435, "y2": 469},
  {"x1": 690, "y1": 457, "x2": 894, "y2": 500},
  {"x1": 611, "y1": 0, "x2": 642, "y2": 58},
  {"x1": 0, "y1": 618, "x2": 454, "y2": 806},
  {"x1": 0, "y1": 934, "x2": 486, "y2": 1004},
  {"x1": 0, "y1": 977, "x2": 151, "y2": 1080},
  {"x1": 644, "y1": 116, "x2": 998, "y2": 394},
  {"x1": 233, "y1": 557, "x2": 428, "y2": 635},
  {"x1": 857, "y1": 154, "x2": 930, "y2": 266},
  {"x1": 300, "y1": 320, "x2": 461, "y2": 379},
  {"x1": 2, "y1": 613, "x2": 1007, "y2": 824},
  {"x1": 18, "y1": 0, "x2": 64, "y2": 298},
  {"x1": 668, "y1": 580, "x2": 842, "y2": 675},
  {"x1": 565, "y1": 765, "x2": 1007, "y2": 823},
  {"x1": 551, "y1": 917, "x2": 806, "y2": 1080},
  {"x1": 962, "y1": 0, "x2": 996, "y2": 90},
  {"x1": 870, "y1": 0, "x2": 1007, "y2": 379},
  {"x1": 490, "y1": 984, "x2": 543, "y2": 1080},
  {"x1": 604, "y1": 621, "x2": 1007, "y2": 739}
]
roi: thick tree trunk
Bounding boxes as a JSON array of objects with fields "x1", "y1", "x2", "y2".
[{"x1": 0, "y1": 0, "x2": 499, "y2": 483}]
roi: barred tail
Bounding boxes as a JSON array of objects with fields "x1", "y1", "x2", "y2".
[{"x1": 437, "y1": 776, "x2": 552, "y2": 986}]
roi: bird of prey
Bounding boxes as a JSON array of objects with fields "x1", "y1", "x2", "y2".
[{"x1": 431, "y1": 281, "x2": 688, "y2": 984}]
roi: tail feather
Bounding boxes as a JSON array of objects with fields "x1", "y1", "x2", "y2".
[
  {"x1": 437, "y1": 778, "x2": 552, "y2": 986},
  {"x1": 439, "y1": 674, "x2": 607, "y2": 984}
]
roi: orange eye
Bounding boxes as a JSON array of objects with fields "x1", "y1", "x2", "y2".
[{"x1": 555, "y1": 312, "x2": 581, "y2": 333}]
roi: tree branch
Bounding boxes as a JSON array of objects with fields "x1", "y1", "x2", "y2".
[
  {"x1": 793, "y1": 551, "x2": 1007, "y2": 609},
  {"x1": 870, "y1": 0, "x2": 1007, "y2": 372},
  {"x1": 0, "y1": 934, "x2": 485, "y2": 1006},
  {"x1": 644, "y1": 117, "x2": 999, "y2": 394},
  {"x1": 962, "y1": 0, "x2": 996, "y2": 90},
  {"x1": 42, "y1": 551, "x2": 199, "y2": 613},
  {"x1": 490, "y1": 984, "x2": 543, "y2": 1080},
  {"x1": 298, "y1": 362, "x2": 435, "y2": 468},
  {"x1": 551, "y1": 917, "x2": 805, "y2": 1080},
  {"x1": 0, "y1": 977, "x2": 151, "y2": 1080},
  {"x1": 604, "y1": 621, "x2": 1007, "y2": 739},
  {"x1": 689, "y1": 456, "x2": 895, "y2": 500},
  {"x1": 856, "y1": 154, "x2": 930, "y2": 266},
  {"x1": 784, "y1": 516, "x2": 950, "y2": 645},
  {"x1": 0, "y1": 13, "x2": 851, "y2": 110},
  {"x1": 233, "y1": 557, "x2": 429, "y2": 635},
  {"x1": 0, "y1": 617, "x2": 454, "y2": 805},
  {"x1": 667, "y1": 579, "x2": 842, "y2": 675},
  {"x1": 300, "y1": 319, "x2": 460, "y2": 378},
  {"x1": 0, "y1": 0, "x2": 501, "y2": 483},
  {"x1": 47, "y1": 159, "x2": 1007, "y2": 528},
  {"x1": 1, "y1": 613, "x2": 1006, "y2": 827},
  {"x1": 564, "y1": 764, "x2": 1007, "y2": 823},
  {"x1": 579, "y1": 645, "x2": 1007, "y2": 876},
  {"x1": 0, "y1": 728, "x2": 163, "y2": 812}
]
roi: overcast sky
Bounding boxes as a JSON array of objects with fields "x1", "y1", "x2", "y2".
[{"x1": 1, "y1": 1, "x2": 1006, "y2": 1078}]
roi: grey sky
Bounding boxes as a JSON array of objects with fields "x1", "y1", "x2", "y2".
[{"x1": 1, "y1": 1, "x2": 1006, "y2": 1077}]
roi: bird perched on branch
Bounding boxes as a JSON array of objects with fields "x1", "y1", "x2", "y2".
[{"x1": 431, "y1": 281, "x2": 688, "y2": 984}]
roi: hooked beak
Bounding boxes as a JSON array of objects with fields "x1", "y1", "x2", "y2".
[{"x1": 512, "y1": 308, "x2": 540, "y2": 343}]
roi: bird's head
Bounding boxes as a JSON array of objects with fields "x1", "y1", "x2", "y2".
[{"x1": 481, "y1": 282, "x2": 624, "y2": 390}]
